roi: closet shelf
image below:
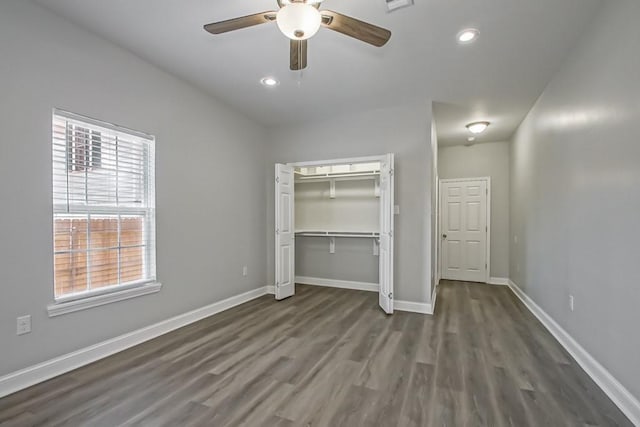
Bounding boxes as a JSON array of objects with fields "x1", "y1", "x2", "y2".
[
  {"x1": 295, "y1": 230, "x2": 380, "y2": 238},
  {"x1": 294, "y1": 172, "x2": 379, "y2": 183}
]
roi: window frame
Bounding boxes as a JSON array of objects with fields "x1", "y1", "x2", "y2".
[{"x1": 48, "y1": 109, "x2": 160, "y2": 315}]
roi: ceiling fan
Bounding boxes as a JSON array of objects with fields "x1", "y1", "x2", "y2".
[{"x1": 204, "y1": 0, "x2": 391, "y2": 71}]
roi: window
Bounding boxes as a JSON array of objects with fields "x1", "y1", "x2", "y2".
[
  {"x1": 67, "y1": 126, "x2": 101, "y2": 172},
  {"x1": 52, "y1": 110, "x2": 156, "y2": 301}
]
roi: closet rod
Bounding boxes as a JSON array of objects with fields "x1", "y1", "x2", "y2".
[{"x1": 295, "y1": 231, "x2": 380, "y2": 238}]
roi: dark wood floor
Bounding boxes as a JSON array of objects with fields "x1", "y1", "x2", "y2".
[{"x1": 0, "y1": 281, "x2": 632, "y2": 426}]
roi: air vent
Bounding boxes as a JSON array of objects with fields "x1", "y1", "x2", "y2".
[{"x1": 385, "y1": 0, "x2": 414, "y2": 12}]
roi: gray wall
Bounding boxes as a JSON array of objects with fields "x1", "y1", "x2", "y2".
[
  {"x1": 266, "y1": 103, "x2": 434, "y2": 303},
  {"x1": 0, "y1": 1, "x2": 267, "y2": 376},
  {"x1": 296, "y1": 237, "x2": 379, "y2": 283},
  {"x1": 439, "y1": 141, "x2": 510, "y2": 278},
  {"x1": 510, "y1": 0, "x2": 640, "y2": 400}
]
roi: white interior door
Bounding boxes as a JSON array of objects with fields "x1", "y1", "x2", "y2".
[
  {"x1": 378, "y1": 153, "x2": 394, "y2": 314},
  {"x1": 275, "y1": 164, "x2": 295, "y2": 300},
  {"x1": 441, "y1": 179, "x2": 489, "y2": 283}
]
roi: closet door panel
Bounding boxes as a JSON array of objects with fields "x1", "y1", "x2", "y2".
[
  {"x1": 378, "y1": 153, "x2": 394, "y2": 314},
  {"x1": 275, "y1": 164, "x2": 295, "y2": 300}
]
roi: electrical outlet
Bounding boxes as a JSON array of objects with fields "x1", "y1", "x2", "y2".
[
  {"x1": 394, "y1": 205, "x2": 400, "y2": 215},
  {"x1": 569, "y1": 295, "x2": 575, "y2": 312},
  {"x1": 514, "y1": 235, "x2": 518, "y2": 244},
  {"x1": 516, "y1": 263, "x2": 520, "y2": 273},
  {"x1": 17, "y1": 315, "x2": 31, "y2": 335},
  {"x1": 242, "y1": 266, "x2": 248, "y2": 277}
]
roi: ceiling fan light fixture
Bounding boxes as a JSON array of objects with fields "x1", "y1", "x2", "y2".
[
  {"x1": 276, "y1": 3, "x2": 322, "y2": 41},
  {"x1": 280, "y1": 0, "x2": 323, "y2": 4},
  {"x1": 466, "y1": 121, "x2": 490, "y2": 134}
]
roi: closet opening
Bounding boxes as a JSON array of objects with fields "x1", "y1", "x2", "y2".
[{"x1": 275, "y1": 154, "x2": 395, "y2": 314}]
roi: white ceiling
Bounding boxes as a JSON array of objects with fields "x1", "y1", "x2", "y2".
[{"x1": 35, "y1": 0, "x2": 601, "y2": 145}]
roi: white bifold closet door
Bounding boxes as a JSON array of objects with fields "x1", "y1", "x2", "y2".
[
  {"x1": 275, "y1": 164, "x2": 295, "y2": 300},
  {"x1": 378, "y1": 154, "x2": 395, "y2": 314}
]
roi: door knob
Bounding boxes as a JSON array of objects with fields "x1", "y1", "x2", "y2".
[{"x1": 442, "y1": 234, "x2": 447, "y2": 239}]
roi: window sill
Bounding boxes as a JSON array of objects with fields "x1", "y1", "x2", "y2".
[{"x1": 47, "y1": 282, "x2": 162, "y2": 317}]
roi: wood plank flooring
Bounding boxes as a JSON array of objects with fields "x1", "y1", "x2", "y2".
[{"x1": 0, "y1": 281, "x2": 632, "y2": 426}]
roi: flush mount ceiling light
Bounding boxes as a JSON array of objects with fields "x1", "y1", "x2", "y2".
[
  {"x1": 466, "y1": 121, "x2": 490, "y2": 134},
  {"x1": 261, "y1": 77, "x2": 279, "y2": 87},
  {"x1": 276, "y1": 3, "x2": 322, "y2": 40},
  {"x1": 457, "y1": 28, "x2": 479, "y2": 44}
]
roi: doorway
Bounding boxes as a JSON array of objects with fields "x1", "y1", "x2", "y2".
[{"x1": 275, "y1": 154, "x2": 395, "y2": 313}]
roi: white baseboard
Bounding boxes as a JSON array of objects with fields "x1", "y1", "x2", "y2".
[
  {"x1": 295, "y1": 276, "x2": 433, "y2": 315},
  {"x1": 0, "y1": 286, "x2": 270, "y2": 399},
  {"x1": 295, "y1": 276, "x2": 379, "y2": 293},
  {"x1": 394, "y1": 300, "x2": 433, "y2": 315},
  {"x1": 488, "y1": 277, "x2": 509, "y2": 285},
  {"x1": 508, "y1": 279, "x2": 640, "y2": 426},
  {"x1": 266, "y1": 285, "x2": 275, "y2": 295}
]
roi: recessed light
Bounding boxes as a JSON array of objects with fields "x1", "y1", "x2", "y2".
[
  {"x1": 261, "y1": 77, "x2": 279, "y2": 87},
  {"x1": 457, "y1": 28, "x2": 479, "y2": 44},
  {"x1": 466, "y1": 121, "x2": 490, "y2": 134},
  {"x1": 467, "y1": 136, "x2": 476, "y2": 142}
]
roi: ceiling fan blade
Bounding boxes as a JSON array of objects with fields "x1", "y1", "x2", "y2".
[
  {"x1": 320, "y1": 10, "x2": 391, "y2": 47},
  {"x1": 290, "y1": 39, "x2": 308, "y2": 70},
  {"x1": 204, "y1": 12, "x2": 277, "y2": 35}
]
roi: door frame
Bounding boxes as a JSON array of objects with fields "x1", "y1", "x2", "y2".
[
  {"x1": 438, "y1": 177, "x2": 491, "y2": 284},
  {"x1": 287, "y1": 154, "x2": 387, "y2": 168},
  {"x1": 282, "y1": 154, "x2": 394, "y2": 311}
]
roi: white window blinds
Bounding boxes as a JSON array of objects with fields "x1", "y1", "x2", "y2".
[{"x1": 52, "y1": 109, "x2": 156, "y2": 299}]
